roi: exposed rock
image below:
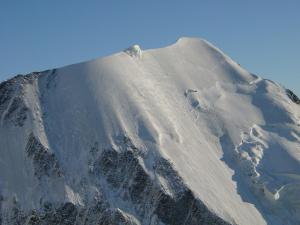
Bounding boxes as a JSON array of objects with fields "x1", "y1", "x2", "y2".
[
  {"x1": 25, "y1": 133, "x2": 63, "y2": 179},
  {"x1": 124, "y1": 45, "x2": 142, "y2": 58},
  {"x1": 3, "y1": 96, "x2": 28, "y2": 127},
  {"x1": 98, "y1": 208, "x2": 139, "y2": 225},
  {"x1": 287, "y1": 89, "x2": 300, "y2": 104},
  {"x1": 0, "y1": 73, "x2": 39, "y2": 127},
  {"x1": 90, "y1": 137, "x2": 230, "y2": 225}
]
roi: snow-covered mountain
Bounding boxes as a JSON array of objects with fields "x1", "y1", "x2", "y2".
[{"x1": 0, "y1": 37, "x2": 299, "y2": 225}]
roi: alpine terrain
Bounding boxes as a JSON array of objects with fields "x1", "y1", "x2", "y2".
[{"x1": 0, "y1": 37, "x2": 299, "y2": 225}]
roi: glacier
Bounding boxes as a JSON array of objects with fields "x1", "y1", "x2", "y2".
[{"x1": 0, "y1": 37, "x2": 299, "y2": 225}]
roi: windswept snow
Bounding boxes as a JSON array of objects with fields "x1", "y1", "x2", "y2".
[{"x1": 0, "y1": 37, "x2": 299, "y2": 225}]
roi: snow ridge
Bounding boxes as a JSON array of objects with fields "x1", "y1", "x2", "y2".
[{"x1": 0, "y1": 37, "x2": 299, "y2": 225}]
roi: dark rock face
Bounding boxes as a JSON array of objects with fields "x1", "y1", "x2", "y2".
[
  {"x1": 43, "y1": 202, "x2": 77, "y2": 225},
  {"x1": 9, "y1": 202, "x2": 77, "y2": 225},
  {"x1": 3, "y1": 135, "x2": 230, "y2": 225},
  {"x1": 155, "y1": 190, "x2": 228, "y2": 225},
  {"x1": 25, "y1": 133, "x2": 63, "y2": 179},
  {"x1": 287, "y1": 89, "x2": 300, "y2": 104},
  {"x1": 0, "y1": 79, "x2": 14, "y2": 116},
  {"x1": 97, "y1": 208, "x2": 139, "y2": 225},
  {"x1": 0, "y1": 74, "x2": 38, "y2": 127},
  {"x1": 3, "y1": 96, "x2": 28, "y2": 127},
  {"x1": 9, "y1": 202, "x2": 140, "y2": 225},
  {"x1": 89, "y1": 137, "x2": 230, "y2": 225}
]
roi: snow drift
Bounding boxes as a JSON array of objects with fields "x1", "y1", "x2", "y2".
[{"x1": 0, "y1": 37, "x2": 299, "y2": 225}]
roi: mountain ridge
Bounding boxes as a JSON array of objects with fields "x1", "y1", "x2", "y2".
[{"x1": 0, "y1": 37, "x2": 299, "y2": 225}]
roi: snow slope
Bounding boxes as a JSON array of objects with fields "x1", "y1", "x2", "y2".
[{"x1": 0, "y1": 37, "x2": 299, "y2": 225}]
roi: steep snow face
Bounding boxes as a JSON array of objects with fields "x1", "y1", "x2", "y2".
[{"x1": 0, "y1": 37, "x2": 299, "y2": 225}]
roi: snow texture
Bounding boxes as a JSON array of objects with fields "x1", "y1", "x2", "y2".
[{"x1": 0, "y1": 37, "x2": 299, "y2": 225}]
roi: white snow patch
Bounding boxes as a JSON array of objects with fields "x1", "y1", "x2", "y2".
[
  {"x1": 124, "y1": 44, "x2": 142, "y2": 58},
  {"x1": 65, "y1": 185, "x2": 84, "y2": 206}
]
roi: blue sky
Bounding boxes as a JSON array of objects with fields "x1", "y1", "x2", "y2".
[{"x1": 1, "y1": 0, "x2": 299, "y2": 95}]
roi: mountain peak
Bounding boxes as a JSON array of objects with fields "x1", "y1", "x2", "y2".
[
  {"x1": 174, "y1": 36, "x2": 212, "y2": 47},
  {"x1": 0, "y1": 37, "x2": 299, "y2": 225}
]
